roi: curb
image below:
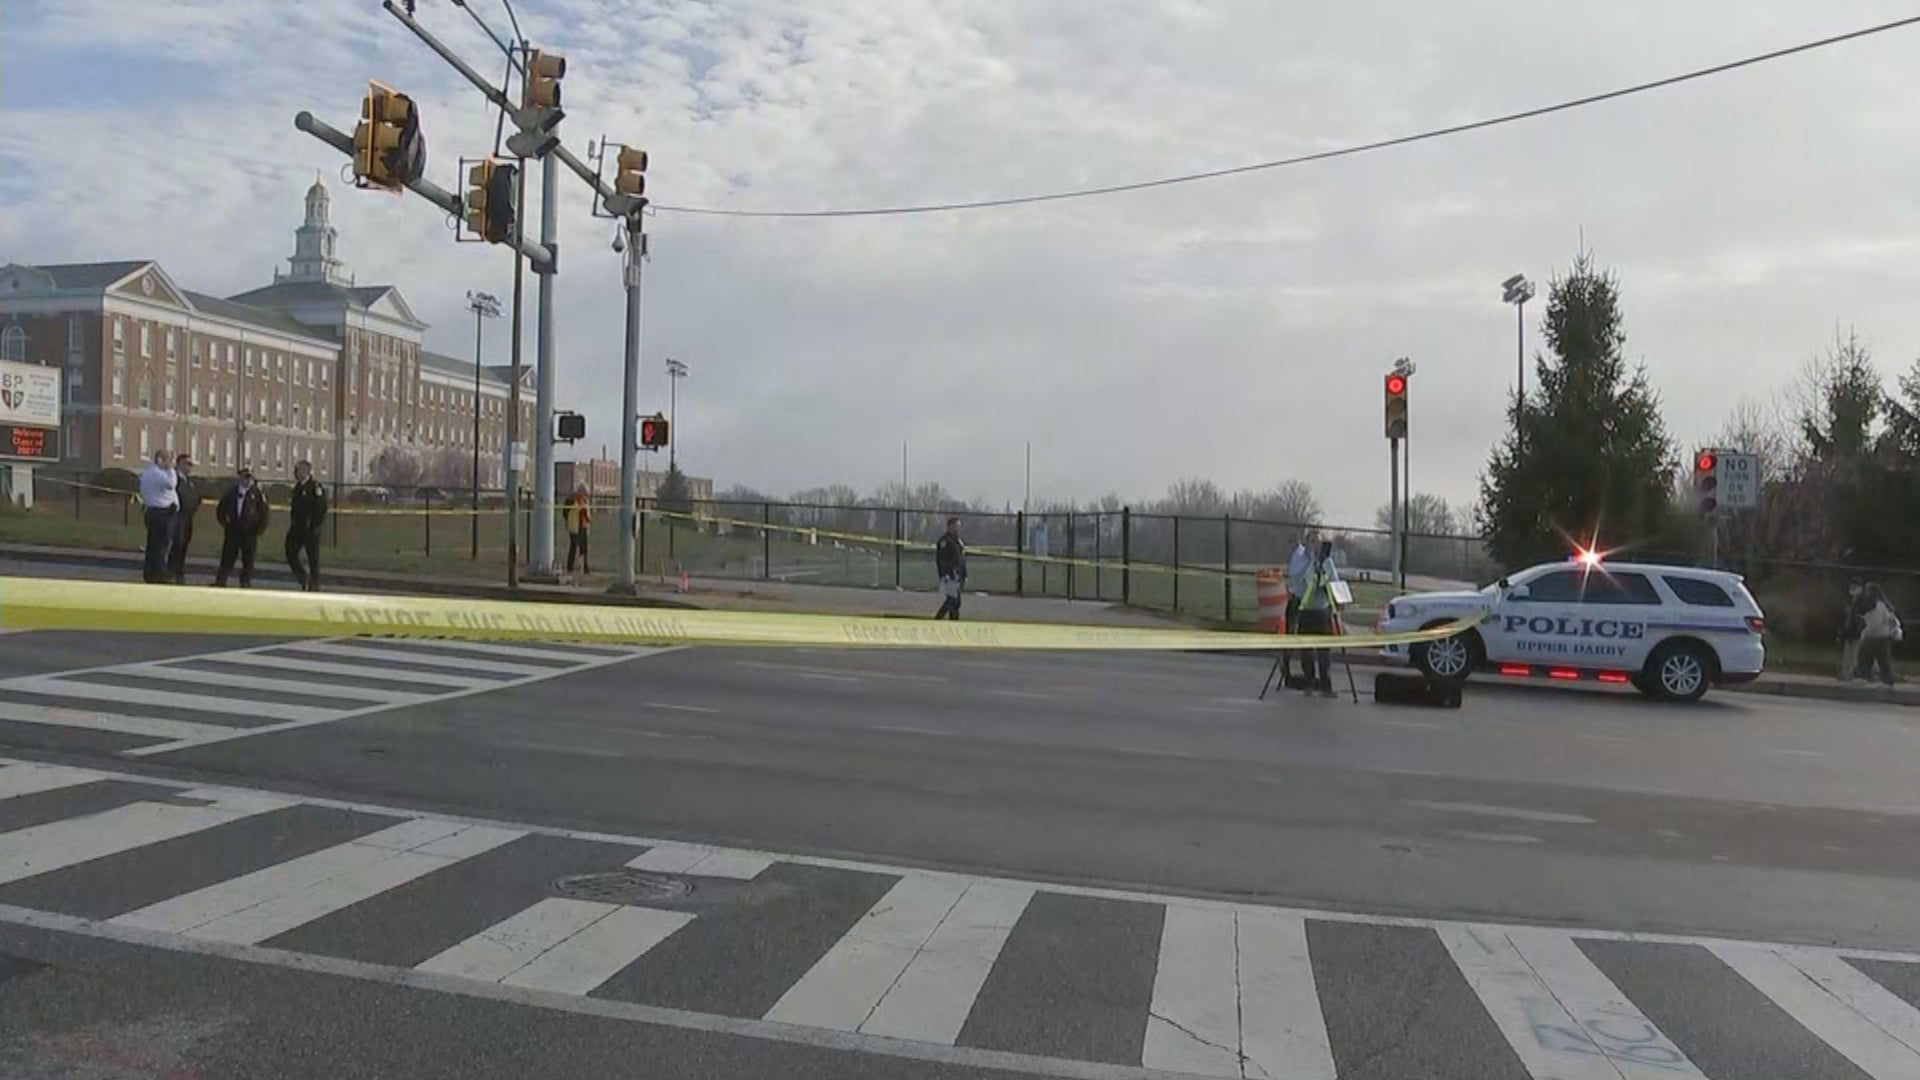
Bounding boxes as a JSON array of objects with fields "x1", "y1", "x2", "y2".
[{"x1": 0, "y1": 542, "x2": 700, "y2": 611}]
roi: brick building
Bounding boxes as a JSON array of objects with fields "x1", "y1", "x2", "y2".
[{"x1": 0, "y1": 179, "x2": 530, "y2": 489}]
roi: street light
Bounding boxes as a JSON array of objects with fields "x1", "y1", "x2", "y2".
[
  {"x1": 664, "y1": 357, "x2": 688, "y2": 471},
  {"x1": 1501, "y1": 274, "x2": 1535, "y2": 408},
  {"x1": 466, "y1": 290, "x2": 501, "y2": 560}
]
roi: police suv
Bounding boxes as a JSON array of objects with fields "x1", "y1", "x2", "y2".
[{"x1": 1377, "y1": 557, "x2": 1766, "y2": 702}]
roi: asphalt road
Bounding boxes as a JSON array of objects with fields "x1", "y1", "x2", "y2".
[{"x1": 4, "y1": 625, "x2": 1920, "y2": 1078}]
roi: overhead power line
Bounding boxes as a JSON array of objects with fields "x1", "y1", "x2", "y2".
[{"x1": 652, "y1": 13, "x2": 1920, "y2": 219}]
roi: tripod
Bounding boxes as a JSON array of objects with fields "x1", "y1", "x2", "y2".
[{"x1": 1258, "y1": 600, "x2": 1358, "y2": 702}]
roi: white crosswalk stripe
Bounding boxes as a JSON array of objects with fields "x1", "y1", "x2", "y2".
[
  {"x1": 9, "y1": 757, "x2": 1920, "y2": 1080},
  {"x1": 1714, "y1": 942, "x2": 1920, "y2": 1079},
  {"x1": 0, "y1": 638, "x2": 655, "y2": 753}
]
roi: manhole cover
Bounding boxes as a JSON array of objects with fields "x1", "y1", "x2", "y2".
[{"x1": 553, "y1": 870, "x2": 692, "y2": 904}]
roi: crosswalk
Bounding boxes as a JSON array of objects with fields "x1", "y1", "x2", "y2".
[
  {"x1": 0, "y1": 636, "x2": 658, "y2": 755},
  {"x1": 5, "y1": 759, "x2": 1920, "y2": 1078}
]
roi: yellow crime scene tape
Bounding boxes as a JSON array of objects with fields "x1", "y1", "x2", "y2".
[{"x1": 0, "y1": 576, "x2": 1479, "y2": 652}]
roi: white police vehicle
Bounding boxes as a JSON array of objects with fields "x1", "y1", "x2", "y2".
[{"x1": 1377, "y1": 556, "x2": 1766, "y2": 702}]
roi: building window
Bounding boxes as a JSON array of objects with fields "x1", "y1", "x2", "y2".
[
  {"x1": 111, "y1": 366, "x2": 125, "y2": 406},
  {"x1": 320, "y1": 366, "x2": 330, "y2": 389},
  {"x1": 164, "y1": 380, "x2": 175, "y2": 414},
  {"x1": 219, "y1": 390, "x2": 231, "y2": 419},
  {"x1": 137, "y1": 378, "x2": 152, "y2": 411},
  {"x1": 165, "y1": 328, "x2": 176, "y2": 356},
  {"x1": 189, "y1": 386, "x2": 200, "y2": 415},
  {"x1": 277, "y1": 354, "x2": 286, "y2": 378},
  {"x1": 350, "y1": 450, "x2": 360, "y2": 478},
  {"x1": 275, "y1": 401, "x2": 285, "y2": 426},
  {"x1": 227, "y1": 344, "x2": 236, "y2": 373},
  {"x1": 140, "y1": 324, "x2": 152, "y2": 356},
  {"x1": 0, "y1": 325, "x2": 24, "y2": 361},
  {"x1": 245, "y1": 348, "x2": 254, "y2": 376},
  {"x1": 190, "y1": 432, "x2": 201, "y2": 462},
  {"x1": 139, "y1": 427, "x2": 151, "y2": 458},
  {"x1": 113, "y1": 320, "x2": 125, "y2": 352},
  {"x1": 112, "y1": 422, "x2": 125, "y2": 458},
  {"x1": 224, "y1": 436, "x2": 234, "y2": 466}
]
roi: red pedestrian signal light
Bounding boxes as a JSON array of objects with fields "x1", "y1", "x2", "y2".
[
  {"x1": 1383, "y1": 373, "x2": 1409, "y2": 438},
  {"x1": 638, "y1": 414, "x2": 669, "y2": 451}
]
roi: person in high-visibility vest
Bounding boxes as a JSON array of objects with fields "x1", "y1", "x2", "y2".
[
  {"x1": 563, "y1": 485, "x2": 593, "y2": 574},
  {"x1": 1293, "y1": 539, "x2": 1342, "y2": 698}
]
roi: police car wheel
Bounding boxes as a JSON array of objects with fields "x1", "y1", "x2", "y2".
[
  {"x1": 1646, "y1": 641, "x2": 1713, "y2": 703},
  {"x1": 1414, "y1": 629, "x2": 1480, "y2": 686}
]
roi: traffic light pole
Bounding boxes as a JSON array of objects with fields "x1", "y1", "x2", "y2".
[
  {"x1": 529, "y1": 154, "x2": 559, "y2": 578},
  {"x1": 1389, "y1": 435, "x2": 1402, "y2": 589},
  {"x1": 506, "y1": 164, "x2": 528, "y2": 591},
  {"x1": 612, "y1": 213, "x2": 645, "y2": 594}
]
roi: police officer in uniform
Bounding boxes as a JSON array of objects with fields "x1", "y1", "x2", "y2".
[
  {"x1": 214, "y1": 467, "x2": 271, "y2": 588},
  {"x1": 286, "y1": 460, "x2": 329, "y2": 592}
]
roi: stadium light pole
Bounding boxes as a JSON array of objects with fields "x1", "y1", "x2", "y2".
[
  {"x1": 665, "y1": 357, "x2": 688, "y2": 472},
  {"x1": 465, "y1": 290, "x2": 501, "y2": 560},
  {"x1": 1501, "y1": 274, "x2": 1535, "y2": 407}
]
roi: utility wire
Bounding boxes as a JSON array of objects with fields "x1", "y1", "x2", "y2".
[{"x1": 651, "y1": 13, "x2": 1920, "y2": 219}]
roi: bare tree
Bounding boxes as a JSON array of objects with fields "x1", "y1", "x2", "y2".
[{"x1": 368, "y1": 447, "x2": 423, "y2": 490}]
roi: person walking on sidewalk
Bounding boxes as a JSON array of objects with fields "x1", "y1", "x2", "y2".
[
  {"x1": 563, "y1": 485, "x2": 593, "y2": 574},
  {"x1": 286, "y1": 460, "x2": 328, "y2": 592},
  {"x1": 214, "y1": 467, "x2": 271, "y2": 588},
  {"x1": 1294, "y1": 539, "x2": 1343, "y2": 698},
  {"x1": 1855, "y1": 583, "x2": 1903, "y2": 686},
  {"x1": 934, "y1": 516, "x2": 968, "y2": 621},
  {"x1": 166, "y1": 454, "x2": 203, "y2": 584},
  {"x1": 138, "y1": 449, "x2": 178, "y2": 584}
]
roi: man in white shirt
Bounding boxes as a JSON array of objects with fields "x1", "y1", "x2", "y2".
[
  {"x1": 139, "y1": 449, "x2": 178, "y2": 584},
  {"x1": 1281, "y1": 533, "x2": 1315, "y2": 686}
]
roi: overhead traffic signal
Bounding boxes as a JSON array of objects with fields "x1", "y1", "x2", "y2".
[
  {"x1": 615, "y1": 145, "x2": 648, "y2": 199},
  {"x1": 524, "y1": 49, "x2": 566, "y2": 114},
  {"x1": 352, "y1": 81, "x2": 426, "y2": 191},
  {"x1": 1693, "y1": 450, "x2": 1720, "y2": 514},
  {"x1": 1384, "y1": 372, "x2": 1409, "y2": 439},
  {"x1": 639, "y1": 413, "x2": 669, "y2": 451},
  {"x1": 464, "y1": 158, "x2": 518, "y2": 243}
]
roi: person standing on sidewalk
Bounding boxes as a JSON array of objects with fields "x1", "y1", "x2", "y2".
[
  {"x1": 1294, "y1": 539, "x2": 1342, "y2": 698},
  {"x1": 214, "y1": 467, "x2": 271, "y2": 588},
  {"x1": 1856, "y1": 583, "x2": 1902, "y2": 686},
  {"x1": 934, "y1": 516, "x2": 968, "y2": 620},
  {"x1": 1281, "y1": 532, "x2": 1314, "y2": 687},
  {"x1": 563, "y1": 485, "x2": 593, "y2": 574},
  {"x1": 286, "y1": 460, "x2": 328, "y2": 592},
  {"x1": 138, "y1": 449, "x2": 178, "y2": 584},
  {"x1": 1840, "y1": 580, "x2": 1872, "y2": 682},
  {"x1": 166, "y1": 454, "x2": 203, "y2": 584}
]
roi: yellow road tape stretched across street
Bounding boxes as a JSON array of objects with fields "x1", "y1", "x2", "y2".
[{"x1": 0, "y1": 576, "x2": 1479, "y2": 652}]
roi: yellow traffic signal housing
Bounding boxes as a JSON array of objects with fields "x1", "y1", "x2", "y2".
[
  {"x1": 465, "y1": 158, "x2": 518, "y2": 244},
  {"x1": 351, "y1": 81, "x2": 425, "y2": 191},
  {"x1": 615, "y1": 145, "x2": 648, "y2": 197},
  {"x1": 525, "y1": 49, "x2": 566, "y2": 110}
]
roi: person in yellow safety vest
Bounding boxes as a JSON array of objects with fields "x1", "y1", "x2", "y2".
[
  {"x1": 563, "y1": 485, "x2": 593, "y2": 574},
  {"x1": 1293, "y1": 539, "x2": 1342, "y2": 698}
]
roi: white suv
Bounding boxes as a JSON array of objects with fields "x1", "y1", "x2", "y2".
[{"x1": 1377, "y1": 559, "x2": 1766, "y2": 702}]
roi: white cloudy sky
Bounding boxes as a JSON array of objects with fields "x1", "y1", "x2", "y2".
[{"x1": 5, "y1": 1, "x2": 1920, "y2": 522}]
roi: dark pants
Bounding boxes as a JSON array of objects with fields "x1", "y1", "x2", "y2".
[
  {"x1": 286, "y1": 529, "x2": 321, "y2": 592},
  {"x1": 567, "y1": 529, "x2": 590, "y2": 573},
  {"x1": 1856, "y1": 638, "x2": 1897, "y2": 685},
  {"x1": 142, "y1": 507, "x2": 176, "y2": 583},
  {"x1": 1296, "y1": 607, "x2": 1334, "y2": 690},
  {"x1": 1280, "y1": 596, "x2": 1303, "y2": 678},
  {"x1": 935, "y1": 579, "x2": 963, "y2": 621},
  {"x1": 167, "y1": 515, "x2": 195, "y2": 583},
  {"x1": 216, "y1": 531, "x2": 259, "y2": 587}
]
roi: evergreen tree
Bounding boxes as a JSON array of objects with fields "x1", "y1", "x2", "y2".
[
  {"x1": 1477, "y1": 254, "x2": 1676, "y2": 567},
  {"x1": 656, "y1": 462, "x2": 693, "y2": 516}
]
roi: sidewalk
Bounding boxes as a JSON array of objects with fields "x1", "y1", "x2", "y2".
[{"x1": 2, "y1": 539, "x2": 1912, "y2": 706}]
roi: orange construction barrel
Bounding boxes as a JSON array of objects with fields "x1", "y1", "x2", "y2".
[{"x1": 1256, "y1": 568, "x2": 1290, "y2": 633}]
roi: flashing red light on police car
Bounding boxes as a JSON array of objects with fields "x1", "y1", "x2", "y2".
[{"x1": 1575, "y1": 547, "x2": 1603, "y2": 568}]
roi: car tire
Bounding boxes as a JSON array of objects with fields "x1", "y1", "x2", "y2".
[
  {"x1": 1642, "y1": 641, "x2": 1714, "y2": 703},
  {"x1": 1414, "y1": 627, "x2": 1482, "y2": 686}
]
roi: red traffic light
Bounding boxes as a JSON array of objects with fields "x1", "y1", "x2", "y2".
[
  {"x1": 1696, "y1": 451, "x2": 1717, "y2": 473},
  {"x1": 1385, "y1": 374, "x2": 1408, "y2": 396}
]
